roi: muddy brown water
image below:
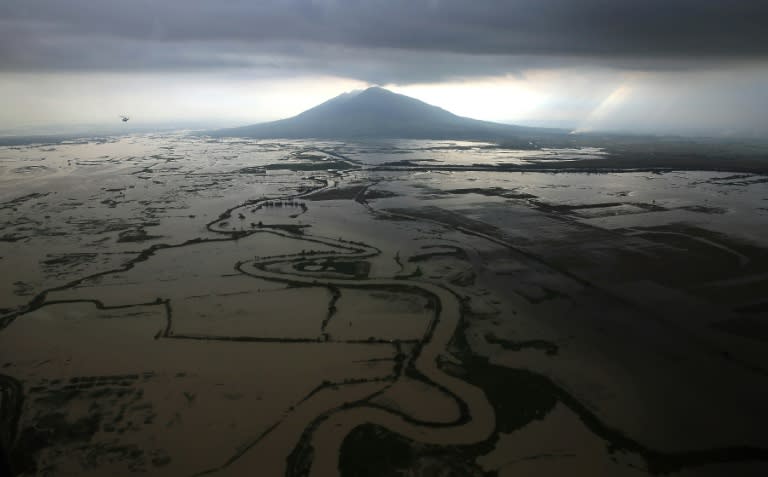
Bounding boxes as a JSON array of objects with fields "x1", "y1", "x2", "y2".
[{"x1": 2, "y1": 134, "x2": 768, "y2": 476}]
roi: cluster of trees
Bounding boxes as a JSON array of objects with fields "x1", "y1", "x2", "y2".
[{"x1": 262, "y1": 199, "x2": 305, "y2": 208}]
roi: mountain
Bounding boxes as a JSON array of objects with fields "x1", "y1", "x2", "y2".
[{"x1": 207, "y1": 87, "x2": 563, "y2": 141}]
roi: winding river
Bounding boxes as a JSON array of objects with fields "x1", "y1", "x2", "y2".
[{"x1": 205, "y1": 189, "x2": 496, "y2": 476}]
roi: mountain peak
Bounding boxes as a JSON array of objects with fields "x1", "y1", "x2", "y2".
[
  {"x1": 325, "y1": 86, "x2": 414, "y2": 106},
  {"x1": 359, "y1": 86, "x2": 392, "y2": 95}
]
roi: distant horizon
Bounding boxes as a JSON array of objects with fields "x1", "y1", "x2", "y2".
[{"x1": 3, "y1": 84, "x2": 768, "y2": 141}]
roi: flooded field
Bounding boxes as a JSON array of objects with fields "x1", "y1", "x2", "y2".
[{"x1": 2, "y1": 134, "x2": 768, "y2": 476}]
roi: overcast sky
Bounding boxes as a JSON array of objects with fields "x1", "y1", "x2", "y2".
[{"x1": 2, "y1": 0, "x2": 768, "y2": 136}]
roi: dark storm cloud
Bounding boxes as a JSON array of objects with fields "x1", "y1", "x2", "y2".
[{"x1": 2, "y1": 0, "x2": 767, "y2": 82}]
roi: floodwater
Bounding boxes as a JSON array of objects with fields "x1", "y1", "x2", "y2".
[{"x1": 1, "y1": 134, "x2": 768, "y2": 476}]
